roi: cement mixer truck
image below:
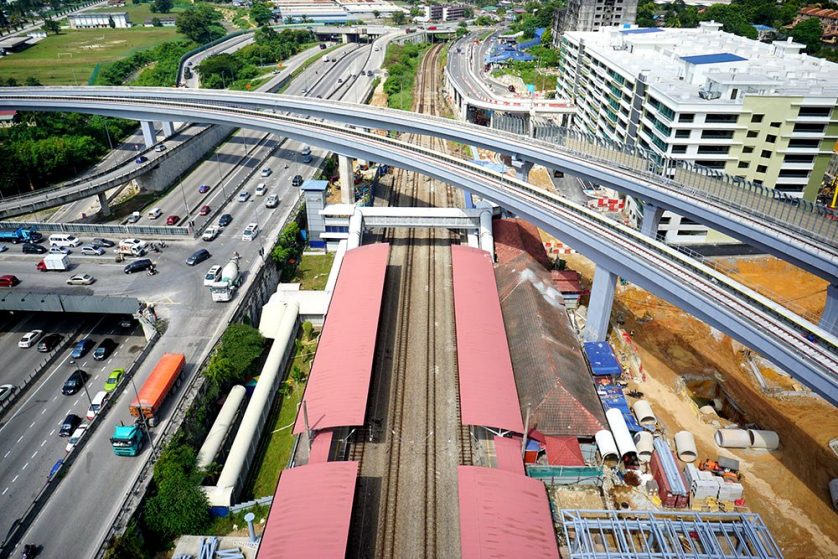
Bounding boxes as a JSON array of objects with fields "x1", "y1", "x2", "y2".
[{"x1": 209, "y1": 256, "x2": 241, "y2": 302}]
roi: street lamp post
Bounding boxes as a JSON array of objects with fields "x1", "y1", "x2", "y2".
[{"x1": 129, "y1": 375, "x2": 156, "y2": 454}]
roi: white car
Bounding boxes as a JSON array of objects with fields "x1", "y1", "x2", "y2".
[
  {"x1": 65, "y1": 424, "x2": 88, "y2": 453},
  {"x1": 0, "y1": 384, "x2": 15, "y2": 403},
  {"x1": 255, "y1": 183, "x2": 267, "y2": 196},
  {"x1": 242, "y1": 222, "x2": 259, "y2": 241},
  {"x1": 66, "y1": 274, "x2": 95, "y2": 286},
  {"x1": 265, "y1": 194, "x2": 279, "y2": 208},
  {"x1": 260, "y1": 168, "x2": 272, "y2": 177},
  {"x1": 80, "y1": 245, "x2": 105, "y2": 256},
  {"x1": 202, "y1": 226, "x2": 219, "y2": 241},
  {"x1": 18, "y1": 330, "x2": 43, "y2": 348},
  {"x1": 238, "y1": 191, "x2": 251, "y2": 202},
  {"x1": 49, "y1": 245, "x2": 71, "y2": 255},
  {"x1": 154, "y1": 143, "x2": 166, "y2": 152},
  {"x1": 120, "y1": 238, "x2": 146, "y2": 250},
  {"x1": 204, "y1": 264, "x2": 222, "y2": 286}
]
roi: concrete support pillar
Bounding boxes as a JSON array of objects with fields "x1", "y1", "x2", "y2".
[
  {"x1": 140, "y1": 120, "x2": 155, "y2": 148},
  {"x1": 513, "y1": 159, "x2": 534, "y2": 182},
  {"x1": 339, "y1": 155, "x2": 354, "y2": 204},
  {"x1": 160, "y1": 120, "x2": 175, "y2": 138},
  {"x1": 820, "y1": 284, "x2": 838, "y2": 336},
  {"x1": 583, "y1": 265, "x2": 618, "y2": 342},
  {"x1": 97, "y1": 192, "x2": 111, "y2": 217},
  {"x1": 640, "y1": 202, "x2": 665, "y2": 238}
]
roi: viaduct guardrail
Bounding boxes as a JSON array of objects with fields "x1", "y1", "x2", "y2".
[{"x1": 0, "y1": 95, "x2": 832, "y2": 403}]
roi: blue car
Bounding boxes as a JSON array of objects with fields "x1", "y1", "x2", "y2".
[{"x1": 70, "y1": 338, "x2": 95, "y2": 359}]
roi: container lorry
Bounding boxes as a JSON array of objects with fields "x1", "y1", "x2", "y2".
[
  {"x1": 110, "y1": 422, "x2": 145, "y2": 457},
  {"x1": 128, "y1": 352, "x2": 185, "y2": 427},
  {"x1": 36, "y1": 253, "x2": 70, "y2": 272},
  {"x1": 209, "y1": 257, "x2": 241, "y2": 302},
  {"x1": 0, "y1": 227, "x2": 42, "y2": 244}
]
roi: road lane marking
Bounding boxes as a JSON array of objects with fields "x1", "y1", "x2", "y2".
[
  {"x1": 30, "y1": 451, "x2": 37, "y2": 459},
  {"x1": 41, "y1": 409, "x2": 46, "y2": 415},
  {"x1": 41, "y1": 440, "x2": 46, "y2": 447},
  {"x1": 12, "y1": 475, "x2": 18, "y2": 483},
  {"x1": 49, "y1": 429, "x2": 55, "y2": 436},
  {"x1": 16, "y1": 436, "x2": 23, "y2": 444},
  {"x1": 29, "y1": 421, "x2": 35, "y2": 429},
  {"x1": 21, "y1": 462, "x2": 28, "y2": 470},
  {"x1": 2, "y1": 451, "x2": 9, "y2": 459},
  {"x1": 1, "y1": 488, "x2": 7, "y2": 495}
]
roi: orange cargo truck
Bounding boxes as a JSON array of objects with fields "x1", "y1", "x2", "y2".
[{"x1": 129, "y1": 353, "x2": 185, "y2": 427}]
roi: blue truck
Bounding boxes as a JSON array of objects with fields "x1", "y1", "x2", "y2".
[{"x1": 0, "y1": 227, "x2": 42, "y2": 244}]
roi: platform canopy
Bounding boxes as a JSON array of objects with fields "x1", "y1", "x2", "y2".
[
  {"x1": 458, "y1": 466, "x2": 560, "y2": 559},
  {"x1": 451, "y1": 246, "x2": 524, "y2": 434},
  {"x1": 294, "y1": 243, "x2": 389, "y2": 434},
  {"x1": 258, "y1": 461, "x2": 358, "y2": 559}
]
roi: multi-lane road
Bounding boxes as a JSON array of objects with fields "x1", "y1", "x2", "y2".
[{"x1": 0, "y1": 32, "x2": 394, "y2": 558}]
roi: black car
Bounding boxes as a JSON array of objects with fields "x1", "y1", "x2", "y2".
[
  {"x1": 62, "y1": 370, "x2": 88, "y2": 395},
  {"x1": 59, "y1": 413, "x2": 81, "y2": 437},
  {"x1": 91, "y1": 237, "x2": 115, "y2": 248},
  {"x1": 123, "y1": 258, "x2": 153, "y2": 274},
  {"x1": 291, "y1": 174, "x2": 304, "y2": 187},
  {"x1": 93, "y1": 338, "x2": 117, "y2": 361},
  {"x1": 118, "y1": 315, "x2": 136, "y2": 329},
  {"x1": 22, "y1": 243, "x2": 47, "y2": 254},
  {"x1": 186, "y1": 248, "x2": 210, "y2": 266},
  {"x1": 37, "y1": 333, "x2": 63, "y2": 353},
  {"x1": 218, "y1": 214, "x2": 233, "y2": 228}
]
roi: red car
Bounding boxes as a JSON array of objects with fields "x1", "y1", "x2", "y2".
[
  {"x1": 0, "y1": 274, "x2": 21, "y2": 287},
  {"x1": 199, "y1": 205, "x2": 211, "y2": 216},
  {"x1": 166, "y1": 215, "x2": 180, "y2": 225}
]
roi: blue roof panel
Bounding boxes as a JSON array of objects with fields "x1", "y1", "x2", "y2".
[
  {"x1": 583, "y1": 342, "x2": 622, "y2": 376},
  {"x1": 620, "y1": 27, "x2": 662, "y2": 35},
  {"x1": 681, "y1": 52, "x2": 747, "y2": 65}
]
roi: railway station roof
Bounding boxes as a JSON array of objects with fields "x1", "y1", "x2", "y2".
[
  {"x1": 259, "y1": 461, "x2": 358, "y2": 559},
  {"x1": 451, "y1": 246, "x2": 524, "y2": 434},
  {"x1": 293, "y1": 243, "x2": 390, "y2": 434},
  {"x1": 458, "y1": 466, "x2": 560, "y2": 559},
  {"x1": 493, "y1": 435, "x2": 525, "y2": 475}
]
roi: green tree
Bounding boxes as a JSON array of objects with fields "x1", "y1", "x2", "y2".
[
  {"x1": 108, "y1": 15, "x2": 115, "y2": 28},
  {"x1": 456, "y1": 26, "x2": 467, "y2": 38},
  {"x1": 143, "y1": 443, "x2": 209, "y2": 541},
  {"x1": 790, "y1": 17, "x2": 823, "y2": 54},
  {"x1": 372, "y1": 9, "x2": 380, "y2": 19},
  {"x1": 24, "y1": 76, "x2": 42, "y2": 86},
  {"x1": 197, "y1": 52, "x2": 243, "y2": 88},
  {"x1": 151, "y1": 17, "x2": 162, "y2": 27},
  {"x1": 391, "y1": 10, "x2": 406, "y2": 25},
  {"x1": 700, "y1": 4, "x2": 757, "y2": 39},
  {"x1": 177, "y1": 4, "x2": 225, "y2": 44},
  {"x1": 250, "y1": 2, "x2": 272, "y2": 26},
  {"x1": 151, "y1": 0, "x2": 173, "y2": 14},
  {"x1": 42, "y1": 18, "x2": 60, "y2": 34}
]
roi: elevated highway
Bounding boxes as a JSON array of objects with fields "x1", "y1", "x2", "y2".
[
  {"x1": 0, "y1": 87, "x2": 836, "y2": 287},
  {"x1": 0, "y1": 93, "x2": 834, "y2": 403}
]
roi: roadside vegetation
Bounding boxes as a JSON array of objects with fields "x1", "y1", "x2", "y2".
[
  {"x1": 246, "y1": 322, "x2": 318, "y2": 499},
  {"x1": 270, "y1": 221, "x2": 305, "y2": 281},
  {"x1": 382, "y1": 42, "x2": 431, "y2": 111},
  {"x1": 291, "y1": 252, "x2": 335, "y2": 290},
  {"x1": 197, "y1": 26, "x2": 314, "y2": 89},
  {"x1": 96, "y1": 39, "x2": 195, "y2": 86}
]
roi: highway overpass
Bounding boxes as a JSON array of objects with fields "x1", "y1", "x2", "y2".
[{"x1": 0, "y1": 92, "x2": 834, "y2": 404}]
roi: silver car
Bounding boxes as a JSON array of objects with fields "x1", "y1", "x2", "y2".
[
  {"x1": 80, "y1": 245, "x2": 105, "y2": 256},
  {"x1": 66, "y1": 274, "x2": 96, "y2": 285}
]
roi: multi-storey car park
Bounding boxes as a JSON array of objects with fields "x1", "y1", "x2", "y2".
[{"x1": 556, "y1": 21, "x2": 838, "y2": 244}]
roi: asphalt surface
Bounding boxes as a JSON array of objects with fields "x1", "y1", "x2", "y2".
[
  {"x1": 0, "y1": 314, "x2": 145, "y2": 545},
  {"x1": 5, "y1": 35, "x2": 393, "y2": 559},
  {"x1": 0, "y1": 313, "x2": 83, "y2": 388}
]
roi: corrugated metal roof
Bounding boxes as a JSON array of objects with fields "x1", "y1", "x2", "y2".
[
  {"x1": 308, "y1": 430, "x2": 333, "y2": 464},
  {"x1": 458, "y1": 466, "x2": 560, "y2": 559},
  {"x1": 583, "y1": 341, "x2": 622, "y2": 376},
  {"x1": 451, "y1": 246, "x2": 524, "y2": 434},
  {"x1": 495, "y1": 252, "x2": 607, "y2": 437},
  {"x1": 494, "y1": 435, "x2": 525, "y2": 475},
  {"x1": 620, "y1": 27, "x2": 662, "y2": 34},
  {"x1": 493, "y1": 218, "x2": 551, "y2": 269},
  {"x1": 258, "y1": 461, "x2": 358, "y2": 559},
  {"x1": 544, "y1": 436, "x2": 584, "y2": 466},
  {"x1": 293, "y1": 243, "x2": 389, "y2": 434},
  {"x1": 680, "y1": 53, "x2": 747, "y2": 65}
]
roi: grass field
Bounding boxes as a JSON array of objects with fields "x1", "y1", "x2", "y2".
[
  {"x1": 290, "y1": 253, "x2": 335, "y2": 290},
  {"x1": 0, "y1": 27, "x2": 181, "y2": 84}
]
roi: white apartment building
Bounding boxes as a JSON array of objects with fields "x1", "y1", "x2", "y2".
[
  {"x1": 556, "y1": 22, "x2": 838, "y2": 244},
  {"x1": 553, "y1": 0, "x2": 638, "y2": 40},
  {"x1": 68, "y1": 12, "x2": 130, "y2": 29}
]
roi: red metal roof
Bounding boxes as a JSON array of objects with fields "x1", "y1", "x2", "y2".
[
  {"x1": 458, "y1": 466, "x2": 560, "y2": 559},
  {"x1": 493, "y1": 218, "x2": 551, "y2": 269},
  {"x1": 451, "y1": 246, "x2": 524, "y2": 434},
  {"x1": 294, "y1": 244, "x2": 389, "y2": 434},
  {"x1": 308, "y1": 430, "x2": 333, "y2": 464},
  {"x1": 544, "y1": 436, "x2": 585, "y2": 466},
  {"x1": 259, "y1": 461, "x2": 358, "y2": 559},
  {"x1": 493, "y1": 435, "x2": 525, "y2": 475}
]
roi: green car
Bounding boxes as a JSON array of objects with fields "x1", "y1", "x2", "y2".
[{"x1": 103, "y1": 368, "x2": 125, "y2": 392}]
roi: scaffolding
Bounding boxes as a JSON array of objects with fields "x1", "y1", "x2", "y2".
[{"x1": 560, "y1": 509, "x2": 783, "y2": 559}]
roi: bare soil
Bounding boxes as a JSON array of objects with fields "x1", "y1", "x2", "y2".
[{"x1": 564, "y1": 252, "x2": 838, "y2": 559}]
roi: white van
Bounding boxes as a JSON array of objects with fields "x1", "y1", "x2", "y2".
[
  {"x1": 86, "y1": 390, "x2": 109, "y2": 420},
  {"x1": 48, "y1": 234, "x2": 82, "y2": 247},
  {"x1": 147, "y1": 207, "x2": 162, "y2": 219}
]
